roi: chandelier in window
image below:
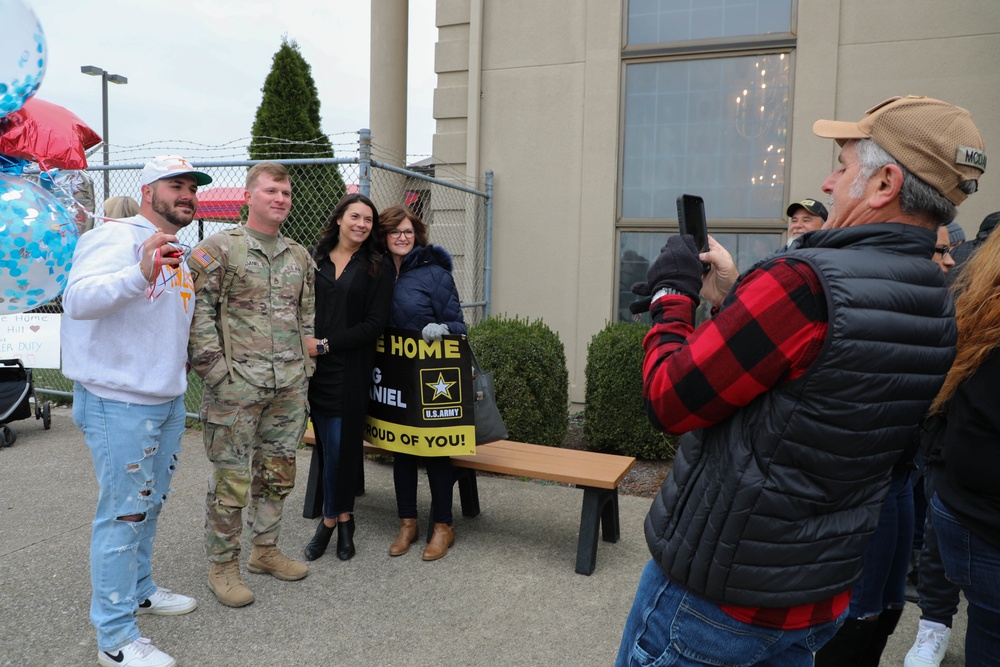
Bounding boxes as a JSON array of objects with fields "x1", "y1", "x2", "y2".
[{"x1": 734, "y1": 54, "x2": 788, "y2": 188}]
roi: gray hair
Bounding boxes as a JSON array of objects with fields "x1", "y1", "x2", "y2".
[{"x1": 849, "y1": 139, "x2": 957, "y2": 226}]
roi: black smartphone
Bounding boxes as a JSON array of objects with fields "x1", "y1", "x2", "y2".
[{"x1": 676, "y1": 194, "x2": 708, "y2": 253}]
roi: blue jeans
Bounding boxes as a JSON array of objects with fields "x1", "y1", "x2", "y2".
[
  {"x1": 312, "y1": 412, "x2": 343, "y2": 519},
  {"x1": 849, "y1": 467, "x2": 912, "y2": 617},
  {"x1": 931, "y1": 494, "x2": 1000, "y2": 665},
  {"x1": 616, "y1": 560, "x2": 845, "y2": 666},
  {"x1": 73, "y1": 384, "x2": 186, "y2": 652},
  {"x1": 917, "y1": 466, "x2": 961, "y2": 625}
]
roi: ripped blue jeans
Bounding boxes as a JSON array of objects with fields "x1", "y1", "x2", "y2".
[{"x1": 73, "y1": 384, "x2": 185, "y2": 652}]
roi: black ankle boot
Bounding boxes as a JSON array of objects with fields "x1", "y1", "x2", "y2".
[
  {"x1": 304, "y1": 520, "x2": 335, "y2": 561},
  {"x1": 337, "y1": 517, "x2": 356, "y2": 560}
]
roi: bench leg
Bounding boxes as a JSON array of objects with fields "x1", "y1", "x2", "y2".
[
  {"x1": 576, "y1": 487, "x2": 619, "y2": 576},
  {"x1": 302, "y1": 442, "x2": 324, "y2": 519},
  {"x1": 454, "y1": 467, "x2": 481, "y2": 518},
  {"x1": 601, "y1": 488, "x2": 621, "y2": 543}
]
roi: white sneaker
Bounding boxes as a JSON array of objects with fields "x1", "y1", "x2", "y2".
[
  {"x1": 97, "y1": 637, "x2": 176, "y2": 667},
  {"x1": 904, "y1": 619, "x2": 951, "y2": 667},
  {"x1": 136, "y1": 587, "x2": 197, "y2": 616}
]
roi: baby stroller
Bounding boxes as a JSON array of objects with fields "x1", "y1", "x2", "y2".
[{"x1": 0, "y1": 358, "x2": 52, "y2": 447}]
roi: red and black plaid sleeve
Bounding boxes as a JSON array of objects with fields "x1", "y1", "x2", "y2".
[{"x1": 642, "y1": 257, "x2": 828, "y2": 435}]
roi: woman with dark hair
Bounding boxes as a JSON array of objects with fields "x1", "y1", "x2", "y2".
[
  {"x1": 303, "y1": 193, "x2": 394, "y2": 562},
  {"x1": 380, "y1": 205, "x2": 467, "y2": 561},
  {"x1": 925, "y1": 230, "x2": 1000, "y2": 666}
]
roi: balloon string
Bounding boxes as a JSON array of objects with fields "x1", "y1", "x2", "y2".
[
  {"x1": 144, "y1": 246, "x2": 171, "y2": 301},
  {"x1": 37, "y1": 169, "x2": 92, "y2": 234},
  {"x1": 134, "y1": 242, "x2": 190, "y2": 302}
]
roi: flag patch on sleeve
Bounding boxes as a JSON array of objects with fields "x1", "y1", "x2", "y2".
[{"x1": 190, "y1": 247, "x2": 216, "y2": 269}]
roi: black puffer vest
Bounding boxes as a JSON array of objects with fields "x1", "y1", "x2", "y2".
[{"x1": 645, "y1": 223, "x2": 956, "y2": 608}]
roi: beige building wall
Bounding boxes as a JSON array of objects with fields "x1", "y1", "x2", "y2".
[
  {"x1": 793, "y1": 1, "x2": 1000, "y2": 235},
  {"x1": 431, "y1": 0, "x2": 1000, "y2": 408},
  {"x1": 433, "y1": 0, "x2": 622, "y2": 406}
]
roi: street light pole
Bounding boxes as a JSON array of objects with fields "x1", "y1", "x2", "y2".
[{"x1": 80, "y1": 66, "x2": 127, "y2": 203}]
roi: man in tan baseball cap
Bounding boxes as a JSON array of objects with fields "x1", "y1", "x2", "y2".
[
  {"x1": 807, "y1": 96, "x2": 985, "y2": 664},
  {"x1": 619, "y1": 95, "x2": 984, "y2": 667}
]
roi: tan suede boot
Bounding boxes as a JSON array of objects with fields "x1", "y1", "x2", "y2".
[
  {"x1": 208, "y1": 560, "x2": 254, "y2": 608},
  {"x1": 389, "y1": 518, "x2": 419, "y2": 556},
  {"x1": 247, "y1": 545, "x2": 309, "y2": 581},
  {"x1": 422, "y1": 523, "x2": 455, "y2": 561}
]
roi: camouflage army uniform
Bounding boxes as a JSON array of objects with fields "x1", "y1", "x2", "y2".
[{"x1": 188, "y1": 226, "x2": 315, "y2": 563}]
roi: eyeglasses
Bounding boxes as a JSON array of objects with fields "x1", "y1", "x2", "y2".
[
  {"x1": 933, "y1": 245, "x2": 951, "y2": 257},
  {"x1": 387, "y1": 229, "x2": 414, "y2": 238}
]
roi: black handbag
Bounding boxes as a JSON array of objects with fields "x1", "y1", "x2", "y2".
[{"x1": 470, "y1": 349, "x2": 508, "y2": 444}]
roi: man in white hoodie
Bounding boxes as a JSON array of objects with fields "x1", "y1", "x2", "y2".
[{"x1": 62, "y1": 156, "x2": 211, "y2": 667}]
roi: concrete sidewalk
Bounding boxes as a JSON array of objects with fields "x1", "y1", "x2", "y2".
[{"x1": 0, "y1": 408, "x2": 966, "y2": 666}]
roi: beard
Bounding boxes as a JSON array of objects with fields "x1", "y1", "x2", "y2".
[{"x1": 151, "y1": 189, "x2": 195, "y2": 229}]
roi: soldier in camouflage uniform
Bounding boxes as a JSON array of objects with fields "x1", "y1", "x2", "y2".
[{"x1": 187, "y1": 162, "x2": 317, "y2": 608}]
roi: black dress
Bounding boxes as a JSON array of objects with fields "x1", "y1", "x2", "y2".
[{"x1": 308, "y1": 252, "x2": 394, "y2": 513}]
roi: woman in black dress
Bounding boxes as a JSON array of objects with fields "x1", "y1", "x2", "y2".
[{"x1": 303, "y1": 193, "x2": 393, "y2": 561}]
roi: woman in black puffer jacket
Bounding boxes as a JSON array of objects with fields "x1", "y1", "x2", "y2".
[{"x1": 380, "y1": 205, "x2": 467, "y2": 561}]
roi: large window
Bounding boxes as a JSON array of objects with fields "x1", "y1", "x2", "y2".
[
  {"x1": 621, "y1": 53, "x2": 791, "y2": 220},
  {"x1": 616, "y1": 0, "x2": 795, "y2": 322}
]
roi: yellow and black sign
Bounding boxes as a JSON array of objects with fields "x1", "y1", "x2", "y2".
[{"x1": 365, "y1": 327, "x2": 476, "y2": 456}]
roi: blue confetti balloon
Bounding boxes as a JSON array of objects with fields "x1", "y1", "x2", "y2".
[
  {"x1": 0, "y1": 173, "x2": 78, "y2": 313},
  {"x1": 0, "y1": 0, "x2": 47, "y2": 119}
]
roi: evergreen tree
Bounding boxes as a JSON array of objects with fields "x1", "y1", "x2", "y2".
[{"x1": 249, "y1": 37, "x2": 347, "y2": 248}]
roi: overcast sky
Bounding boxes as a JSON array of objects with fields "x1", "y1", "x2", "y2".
[{"x1": 27, "y1": 0, "x2": 437, "y2": 163}]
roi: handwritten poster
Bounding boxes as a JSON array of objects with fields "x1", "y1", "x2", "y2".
[{"x1": 0, "y1": 314, "x2": 61, "y2": 369}]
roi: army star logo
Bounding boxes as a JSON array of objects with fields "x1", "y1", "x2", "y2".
[{"x1": 425, "y1": 372, "x2": 456, "y2": 400}]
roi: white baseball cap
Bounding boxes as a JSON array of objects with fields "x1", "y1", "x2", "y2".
[{"x1": 139, "y1": 155, "x2": 212, "y2": 188}]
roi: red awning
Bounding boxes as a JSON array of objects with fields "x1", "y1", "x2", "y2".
[{"x1": 195, "y1": 187, "x2": 245, "y2": 220}]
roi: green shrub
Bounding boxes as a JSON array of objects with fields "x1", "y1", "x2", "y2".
[
  {"x1": 584, "y1": 321, "x2": 676, "y2": 460},
  {"x1": 468, "y1": 315, "x2": 568, "y2": 446}
]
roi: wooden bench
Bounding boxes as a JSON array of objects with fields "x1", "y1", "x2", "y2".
[{"x1": 300, "y1": 430, "x2": 636, "y2": 575}]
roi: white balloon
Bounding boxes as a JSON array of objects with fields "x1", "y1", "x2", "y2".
[
  {"x1": 0, "y1": 0, "x2": 47, "y2": 119},
  {"x1": 0, "y1": 173, "x2": 78, "y2": 314}
]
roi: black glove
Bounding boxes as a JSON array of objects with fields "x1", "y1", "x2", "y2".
[{"x1": 629, "y1": 234, "x2": 703, "y2": 314}]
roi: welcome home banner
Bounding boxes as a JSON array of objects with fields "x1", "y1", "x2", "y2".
[{"x1": 365, "y1": 327, "x2": 476, "y2": 457}]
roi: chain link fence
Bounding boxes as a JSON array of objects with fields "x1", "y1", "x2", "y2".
[{"x1": 29, "y1": 131, "x2": 493, "y2": 417}]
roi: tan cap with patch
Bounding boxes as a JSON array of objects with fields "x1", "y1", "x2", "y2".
[{"x1": 813, "y1": 96, "x2": 986, "y2": 205}]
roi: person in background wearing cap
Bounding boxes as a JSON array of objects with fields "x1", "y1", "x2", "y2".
[
  {"x1": 784, "y1": 198, "x2": 828, "y2": 248},
  {"x1": 925, "y1": 221, "x2": 964, "y2": 276},
  {"x1": 62, "y1": 155, "x2": 211, "y2": 667},
  {"x1": 946, "y1": 221, "x2": 966, "y2": 249},
  {"x1": 187, "y1": 162, "x2": 315, "y2": 608},
  {"x1": 618, "y1": 94, "x2": 985, "y2": 667},
  {"x1": 947, "y1": 210, "x2": 999, "y2": 278}
]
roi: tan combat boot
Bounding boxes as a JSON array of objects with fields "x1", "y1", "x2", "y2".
[
  {"x1": 422, "y1": 523, "x2": 455, "y2": 561},
  {"x1": 389, "y1": 518, "x2": 419, "y2": 556},
  {"x1": 247, "y1": 545, "x2": 309, "y2": 581},
  {"x1": 208, "y1": 560, "x2": 254, "y2": 607}
]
